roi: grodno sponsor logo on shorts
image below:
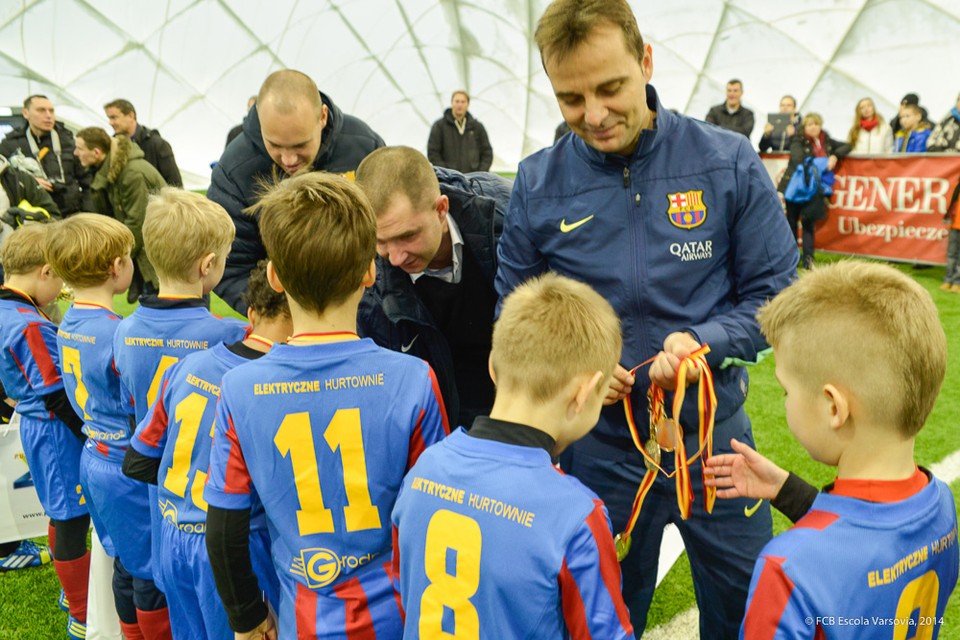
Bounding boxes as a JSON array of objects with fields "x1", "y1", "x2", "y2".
[
  {"x1": 158, "y1": 498, "x2": 206, "y2": 533},
  {"x1": 290, "y1": 547, "x2": 378, "y2": 588}
]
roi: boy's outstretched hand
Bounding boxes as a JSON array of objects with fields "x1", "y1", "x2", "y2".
[{"x1": 704, "y1": 438, "x2": 790, "y2": 500}]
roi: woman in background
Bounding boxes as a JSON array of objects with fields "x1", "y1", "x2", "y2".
[
  {"x1": 779, "y1": 113, "x2": 851, "y2": 268},
  {"x1": 848, "y1": 97, "x2": 893, "y2": 154}
]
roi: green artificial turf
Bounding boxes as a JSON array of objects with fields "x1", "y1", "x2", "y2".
[{"x1": 2, "y1": 259, "x2": 958, "y2": 638}]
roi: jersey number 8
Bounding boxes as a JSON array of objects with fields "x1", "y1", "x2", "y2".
[{"x1": 420, "y1": 509, "x2": 482, "y2": 639}]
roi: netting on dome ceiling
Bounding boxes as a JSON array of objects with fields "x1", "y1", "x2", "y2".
[{"x1": 2, "y1": 0, "x2": 960, "y2": 187}]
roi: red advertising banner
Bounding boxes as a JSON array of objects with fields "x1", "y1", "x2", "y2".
[{"x1": 761, "y1": 154, "x2": 960, "y2": 265}]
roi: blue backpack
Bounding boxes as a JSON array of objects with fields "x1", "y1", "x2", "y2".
[{"x1": 784, "y1": 157, "x2": 832, "y2": 203}]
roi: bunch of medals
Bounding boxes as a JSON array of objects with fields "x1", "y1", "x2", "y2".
[{"x1": 614, "y1": 345, "x2": 717, "y2": 562}]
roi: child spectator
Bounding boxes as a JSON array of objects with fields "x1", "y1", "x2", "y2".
[
  {"x1": 115, "y1": 189, "x2": 247, "y2": 638},
  {"x1": 893, "y1": 104, "x2": 932, "y2": 152},
  {"x1": 204, "y1": 172, "x2": 449, "y2": 640},
  {"x1": 392, "y1": 272, "x2": 634, "y2": 639},
  {"x1": 125, "y1": 261, "x2": 290, "y2": 639},
  {"x1": 0, "y1": 223, "x2": 89, "y2": 639},
  {"x1": 708, "y1": 261, "x2": 958, "y2": 639},
  {"x1": 48, "y1": 213, "x2": 170, "y2": 639}
]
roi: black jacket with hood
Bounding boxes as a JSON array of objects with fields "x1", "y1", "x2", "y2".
[{"x1": 208, "y1": 92, "x2": 384, "y2": 312}]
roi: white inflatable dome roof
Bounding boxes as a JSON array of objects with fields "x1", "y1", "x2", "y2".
[{"x1": 2, "y1": 0, "x2": 959, "y2": 188}]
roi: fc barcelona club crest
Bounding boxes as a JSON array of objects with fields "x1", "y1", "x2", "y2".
[{"x1": 666, "y1": 190, "x2": 707, "y2": 229}]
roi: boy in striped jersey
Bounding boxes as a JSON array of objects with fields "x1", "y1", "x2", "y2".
[
  {"x1": 392, "y1": 273, "x2": 634, "y2": 640},
  {"x1": 205, "y1": 172, "x2": 449, "y2": 640},
  {"x1": 0, "y1": 223, "x2": 89, "y2": 638},
  {"x1": 127, "y1": 261, "x2": 289, "y2": 639}
]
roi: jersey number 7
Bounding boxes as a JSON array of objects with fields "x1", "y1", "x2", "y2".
[{"x1": 61, "y1": 346, "x2": 92, "y2": 420}]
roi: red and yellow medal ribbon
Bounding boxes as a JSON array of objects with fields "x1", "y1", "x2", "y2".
[
  {"x1": 245, "y1": 333, "x2": 276, "y2": 349},
  {"x1": 287, "y1": 332, "x2": 360, "y2": 346},
  {"x1": 73, "y1": 300, "x2": 115, "y2": 313},
  {"x1": 614, "y1": 344, "x2": 718, "y2": 561}
]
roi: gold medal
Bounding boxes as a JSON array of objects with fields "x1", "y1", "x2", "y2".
[
  {"x1": 614, "y1": 532, "x2": 632, "y2": 561},
  {"x1": 644, "y1": 437, "x2": 661, "y2": 472},
  {"x1": 657, "y1": 418, "x2": 678, "y2": 452}
]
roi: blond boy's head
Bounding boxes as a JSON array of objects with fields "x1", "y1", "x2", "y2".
[
  {"x1": 492, "y1": 273, "x2": 622, "y2": 403},
  {"x1": 757, "y1": 261, "x2": 945, "y2": 438},
  {"x1": 142, "y1": 189, "x2": 235, "y2": 284},
  {"x1": 252, "y1": 172, "x2": 376, "y2": 313},
  {"x1": 2, "y1": 224, "x2": 53, "y2": 276},
  {"x1": 44, "y1": 214, "x2": 134, "y2": 288}
]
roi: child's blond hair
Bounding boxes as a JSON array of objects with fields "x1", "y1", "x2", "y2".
[
  {"x1": 142, "y1": 189, "x2": 235, "y2": 282},
  {"x1": 757, "y1": 260, "x2": 945, "y2": 437},
  {"x1": 44, "y1": 214, "x2": 134, "y2": 288},
  {"x1": 251, "y1": 172, "x2": 376, "y2": 314},
  {"x1": 2, "y1": 224, "x2": 53, "y2": 276},
  {"x1": 492, "y1": 273, "x2": 622, "y2": 402}
]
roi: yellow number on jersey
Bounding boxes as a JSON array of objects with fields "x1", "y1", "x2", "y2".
[
  {"x1": 61, "y1": 346, "x2": 91, "y2": 420},
  {"x1": 275, "y1": 412, "x2": 334, "y2": 535},
  {"x1": 162, "y1": 392, "x2": 209, "y2": 509},
  {"x1": 420, "y1": 509, "x2": 481, "y2": 639},
  {"x1": 894, "y1": 570, "x2": 940, "y2": 640},
  {"x1": 326, "y1": 408, "x2": 381, "y2": 532},
  {"x1": 146, "y1": 355, "x2": 179, "y2": 409},
  {"x1": 274, "y1": 409, "x2": 382, "y2": 537}
]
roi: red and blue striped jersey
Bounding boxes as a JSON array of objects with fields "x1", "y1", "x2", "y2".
[
  {"x1": 112, "y1": 299, "x2": 247, "y2": 423},
  {"x1": 741, "y1": 471, "x2": 958, "y2": 639},
  {"x1": 57, "y1": 305, "x2": 128, "y2": 460},
  {"x1": 133, "y1": 342, "x2": 253, "y2": 528},
  {"x1": 0, "y1": 294, "x2": 64, "y2": 419},
  {"x1": 391, "y1": 426, "x2": 635, "y2": 640},
  {"x1": 205, "y1": 336, "x2": 449, "y2": 639}
]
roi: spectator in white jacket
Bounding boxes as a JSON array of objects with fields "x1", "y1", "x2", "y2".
[{"x1": 847, "y1": 97, "x2": 893, "y2": 154}]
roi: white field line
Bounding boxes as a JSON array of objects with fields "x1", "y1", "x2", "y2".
[{"x1": 930, "y1": 449, "x2": 960, "y2": 484}]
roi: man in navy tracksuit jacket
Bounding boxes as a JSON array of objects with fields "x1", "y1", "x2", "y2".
[{"x1": 495, "y1": 2, "x2": 799, "y2": 637}]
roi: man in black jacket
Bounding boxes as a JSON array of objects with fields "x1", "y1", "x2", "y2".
[
  {"x1": 356, "y1": 146, "x2": 511, "y2": 429},
  {"x1": 427, "y1": 90, "x2": 494, "y2": 173},
  {"x1": 104, "y1": 99, "x2": 183, "y2": 187},
  {"x1": 0, "y1": 95, "x2": 87, "y2": 215},
  {"x1": 705, "y1": 79, "x2": 755, "y2": 138},
  {"x1": 209, "y1": 69, "x2": 384, "y2": 313}
]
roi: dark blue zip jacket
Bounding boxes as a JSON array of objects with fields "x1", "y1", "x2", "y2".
[{"x1": 495, "y1": 85, "x2": 798, "y2": 445}]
